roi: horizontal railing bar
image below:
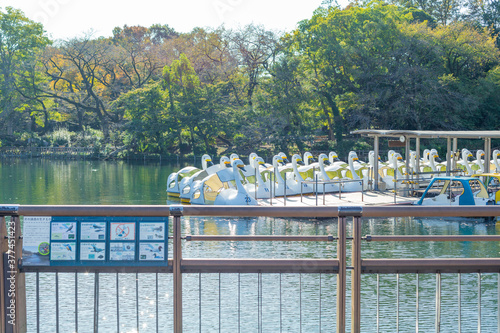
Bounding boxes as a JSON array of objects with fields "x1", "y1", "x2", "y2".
[
  {"x1": 16, "y1": 205, "x2": 173, "y2": 217},
  {"x1": 361, "y1": 205, "x2": 500, "y2": 218},
  {"x1": 15, "y1": 205, "x2": 341, "y2": 218},
  {"x1": 365, "y1": 235, "x2": 500, "y2": 242},
  {"x1": 363, "y1": 258, "x2": 500, "y2": 274},
  {"x1": 185, "y1": 235, "x2": 336, "y2": 241},
  {"x1": 9, "y1": 204, "x2": 500, "y2": 218},
  {"x1": 21, "y1": 258, "x2": 500, "y2": 274},
  {"x1": 20, "y1": 266, "x2": 173, "y2": 273},
  {"x1": 181, "y1": 259, "x2": 339, "y2": 273}
]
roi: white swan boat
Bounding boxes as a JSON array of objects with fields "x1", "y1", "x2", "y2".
[
  {"x1": 166, "y1": 154, "x2": 213, "y2": 198},
  {"x1": 189, "y1": 159, "x2": 258, "y2": 205}
]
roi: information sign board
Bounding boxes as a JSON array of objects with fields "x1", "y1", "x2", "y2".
[{"x1": 21, "y1": 216, "x2": 169, "y2": 268}]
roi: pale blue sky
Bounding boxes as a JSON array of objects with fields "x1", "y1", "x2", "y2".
[{"x1": 1, "y1": 0, "x2": 348, "y2": 40}]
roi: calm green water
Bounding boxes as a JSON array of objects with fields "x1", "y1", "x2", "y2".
[
  {"x1": 1, "y1": 158, "x2": 500, "y2": 332},
  {"x1": 0, "y1": 158, "x2": 181, "y2": 205}
]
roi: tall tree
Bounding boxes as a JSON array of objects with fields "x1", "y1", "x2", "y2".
[
  {"x1": 39, "y1": 36, "x2": 118, "y2": 136},
  {"x1": 228, "y1": 25, "x2": 279, "y2": 107},
  {"x1": 112, "y1": 82, "x2": 171, "y2": 153},
  {"x1": 0, "y1": 7, "x2": 50, "y2": 135}
]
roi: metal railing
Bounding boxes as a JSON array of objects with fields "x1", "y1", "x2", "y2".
[
  {"x1": 2, "y1": 205, "x2": 500, "y2": 332},
  {"x1": 300, "y1": 178, "x2": 364, "y2": 204}
]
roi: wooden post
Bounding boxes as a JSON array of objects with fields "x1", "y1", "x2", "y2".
[
  {"x1": 485, "y1": 138, "x2": 491, "y2": 174},
  {"x1": 336, "y1": 216, "x2": 346, "y2": 333},
  {"x1": 171, "y1": 207, "x2": 183, "y2": 333},
  {"x1": 351, "y1": 216, "x2": 362, "y2": 333},
  {"x1": 446, "y1": 138, "x2": 453, "y2": 176},
  {"x1": 374, "y1": 136, "x2": 380, "y2": 191},
  {"x1": 1, "y1": 217, "x2": 7, "y2": 333},
  {"x1": 416, "y1": 138, "x2": 420, "y2": 187},
  {"x1": 453, "y1": 138, "x2": 458, "y2": 171},
  {"x1": 10, "y1": 216, "x2": 26, "y2": 333}
]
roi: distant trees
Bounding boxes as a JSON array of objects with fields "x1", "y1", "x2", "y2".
[
  {"x1": 0, "y1": 3, "x2": 500, "y2": 156},
  {"x1": 290, "y1": 2, "x2": 500, "y2": 134}
]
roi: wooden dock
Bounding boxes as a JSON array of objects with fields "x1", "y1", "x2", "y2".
[{"x1": 258, "y1": 190, "x2": 414, "y2": 206}]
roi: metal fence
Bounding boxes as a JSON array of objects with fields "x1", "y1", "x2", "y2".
[{"x1": 2, "y1": 205, "x2": 500, "y2": 333}]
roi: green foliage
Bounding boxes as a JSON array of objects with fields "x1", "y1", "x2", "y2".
[
  {"x1": 71, "y1": 128, "x2": 104, "y2": 147},
  {"x1": 0, "y1": 7, "x2": 51, "y2": 136},
  {"x1": 43, "y1": 128, "x2": 73, "y2": 147},
  {"x1": 1, "y1": 4, "x2": 500, "y2": 157},
  {"x1": 113, "y1": 82, "x2": 171, "y2": 154}
]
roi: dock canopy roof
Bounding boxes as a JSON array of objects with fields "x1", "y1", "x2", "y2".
[
  {"x1": 350, "y1": 129, "x2": 500, "y2": 190},
  {"x1": 351, "y1": 130, "x2": 500, "y2": 139}
]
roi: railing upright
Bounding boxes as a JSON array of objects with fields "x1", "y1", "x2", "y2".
[
  {"x1": 337, "y1": 215, "x2": 347, "y2": 333},
  {"x1": 351, "y1": 213, "x2": 362, "y2": 333},
  {"x1": 1, "y1": 215, "x2": 26, "y2": 333},
  {"x1": 1, "y1": 216, "x2": 6, "y2": 333},
  {"x1": 172, "y1": 207, "x2": 183, "y2": 333}
]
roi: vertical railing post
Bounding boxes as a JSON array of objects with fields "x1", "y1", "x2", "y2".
[
  {"x1": 13, "y1": 216, "x2": 26, "y2": 333},
  {"x1": 351, "y1": 215, "x2": 362, "y2": 333},
  {"x1": 2, "y1": 214, "x2": 26, "y2": 333},
  {"x1": 0, "y1": 216, "x2": 7, "y2": 333},
  {"x1": 338, "y1": 206, "x2": 363, "y2": 333},
  {"x1": 436, "y1": 272, "x2": 441, "y2": 333},
  {"x1": 171, "y1": 206, "x2": 183, "y2": 333},
  {"x1": 336, "y1": 215, "x2": 346, "y2": 333}
]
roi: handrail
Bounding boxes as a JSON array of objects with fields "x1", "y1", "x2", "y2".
[
  {"x1": 365, "y1": 235, "x2": 500, "y2": 242},
  {"x1": 185, "y1": 235, "x2": 336, "y2": 241},
  {"x1": 6, "y1": 204, "x2": 500, "y2": 218},
  {"x1": 362, "y1": 258, "x2": 500, "y2": 274}
]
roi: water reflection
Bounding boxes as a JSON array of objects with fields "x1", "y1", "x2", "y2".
[{"x1": 3, "y1": 159, "x2": 499, "y2": 332}]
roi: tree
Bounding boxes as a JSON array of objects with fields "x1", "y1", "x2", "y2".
[
  {"x1": 228, "y1": 25, "x2": 279, "y2": 107},
  {"x1": 39, "y1": 35, "x2": 118, "y2": 137},
  {"x1": 290, "y1": 2, "x2": 500, "y2": 136},
  {"x1": 254, "y1": 54, "x2": 316, "y2": 153},
  {"x1": 0, "y1": 7, "x2": 50, "y2": 135},
  {"x1": 112, "y1": 25, "x2": 166, "y2": 92},
  {"x1": 163, "y1": 53, "x2": 233, "y2": 154},
  {"x1": 112, "y1": 82, "x2": 171, "y2": 153}
]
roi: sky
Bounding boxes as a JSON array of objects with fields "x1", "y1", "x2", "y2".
[{"x1": 1, "y1": 0, "x2": 348, "y2": 40}]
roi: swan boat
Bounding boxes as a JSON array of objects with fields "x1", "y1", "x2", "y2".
[
  {"x1": 178, "y1": 156, "x2": 231, "y2": 203},
  {"x1": 166, "y1": 154, "x2": 213, "y2": 197},
  {"x1": 189, "y1": 159, "x2": 258, "y2": 205}
]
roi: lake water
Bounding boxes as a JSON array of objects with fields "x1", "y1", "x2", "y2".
[{"x1": 1, "y1": 158, "x2": 500, "y2": 332}]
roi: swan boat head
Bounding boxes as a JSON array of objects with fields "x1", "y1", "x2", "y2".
[
  {"x1": 303, "y1": 152, "x2": 316, "y2": 166},
  {"x1": 248, "y1": 152, "x2": 259, "y2": 167},
  {"x1": 201, "y1": 154, "x2": 214, "y2": 170},
  {"x1": 278, "y1": 152, "x2": 290, "y2": 164},
  {"x1": 220, "y1": 156, "x2": 231, "y2": 169},
  {"x1": 229, "y1": 153, "x2": 240, "y2": 166},
  {"x1": 329, "y1": 151, "x2": 340, "y2": 164}
]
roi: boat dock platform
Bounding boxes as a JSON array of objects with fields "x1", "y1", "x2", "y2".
[{"x1": 258, "y1": 190, "x2": 414, "y2": 206}]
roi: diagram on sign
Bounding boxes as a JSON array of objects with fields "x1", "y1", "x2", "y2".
[
  {"x1": 80, "y1": 222, "x2": 106, "y2": 240},
  {"x1": 50, "y1": 242, "x2": 76, "y2": 261},
  {"x1": 110, "y1": 222, "x2": 135, "y2": 241},
  {"x1": 110, "y1": 242, "x2": 135, "y2": 260},
  {"x1": 140, "y1": 222, "x2": 165, "y2": 240},
  {"x1": 139, "y1": 243, "x2": 164, "y2": 260},
  {"x1": 38, "y1": 242, "x2": 50, "y2": 255},
  {"x1": 51, "y1": 222, "x2": 77, "y2": 240},
  {"x1": 80, "y1": 242, "x2": 106, "y2": 260}
]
